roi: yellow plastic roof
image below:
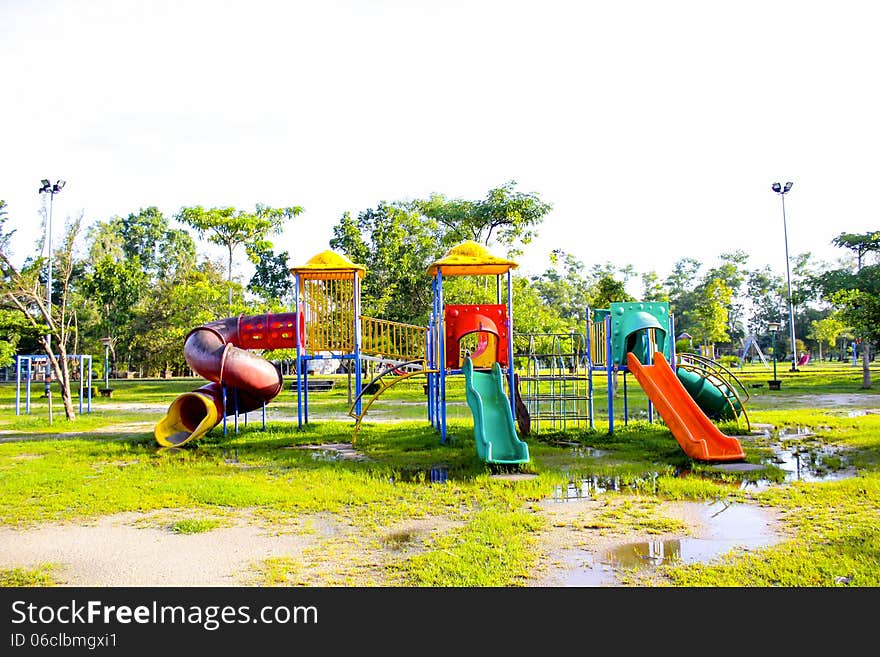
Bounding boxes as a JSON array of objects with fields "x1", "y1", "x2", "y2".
[
  {"x1": 289, "y1": 250, "x2": 366, "y2": 280},
  {"x1": 426, "y1": 241, "x2": 518, "y2": 276}
]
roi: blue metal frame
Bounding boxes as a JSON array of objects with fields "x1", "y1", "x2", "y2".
[{"x1": 14, "y1": 354, "x2": 93, "y2": 416}]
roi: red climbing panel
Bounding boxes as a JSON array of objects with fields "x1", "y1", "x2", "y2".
[{"x1": 444, "y1": 304, "x2": 509, "y2": 369}]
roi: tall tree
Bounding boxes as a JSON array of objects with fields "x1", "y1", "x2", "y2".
[
  {"x1": 415, "y1": 180, "x2": 552, "y2": 257},
  {"x1": 832, "y1": 231, "x2": 880, "y2": 271},
  {"x1": 819, "y1": 233, "x2": 880, "y2": 387},
  {"x1": 0, "y1": 211, "x2": 85, "y2": 420},
  {"x1": 692, "y1": 278, "x2": 732, "y2": 347},
  {"x1": 808, "y1": 316, "x2": 847, "y2": 361},
  {"x1": 247, "y1": 247, "x2": 294, "y2": 306},
  {"x1": 176, "y1": 203, "x2": 303, "y2": 313},
  {"x1": 330, "y1": 204, "x2": 442, "y2": 324}
]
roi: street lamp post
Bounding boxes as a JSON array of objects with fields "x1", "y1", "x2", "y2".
[
  {"x1": 768, "y1": 321, "x2": 781, "y2": 389},
  {"x1": 771, "y1": 181, "x2": 798, "y2": 372},
  {"x1": 38, "y1": 178, "x2": 65, "y2": 423}
]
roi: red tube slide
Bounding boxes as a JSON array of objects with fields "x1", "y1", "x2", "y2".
[{"x1": 155, "y1": 313, "x2": 302, "y2": 447}]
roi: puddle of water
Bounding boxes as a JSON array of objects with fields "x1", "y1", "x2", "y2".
[
  {"x1": 549, "y1": 473, "x2": 660, "y2": 502},
  {"x1": 289, "y1": 443, "x2": 368, "y2": 462},
  {"x1": 552, "y1": 500, "x2": 780, "y2": 586},
  {"x1": 776, "y1": 426, "x2": 815, "y2": 439},
  {"x1": 750, "y1": 444, "x2": 856, "y2": 489}
]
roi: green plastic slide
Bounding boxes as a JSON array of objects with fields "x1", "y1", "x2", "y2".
[{"x1": 462, "y1": 357, "x2": 530, "y2": 465}]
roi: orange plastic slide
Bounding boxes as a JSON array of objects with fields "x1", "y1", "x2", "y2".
[{"x1": 626, "y1": 351, "x2": 746, "y2": 462}]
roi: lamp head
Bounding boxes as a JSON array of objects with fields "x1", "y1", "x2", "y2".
[
  {"x1": 783, "y1": 181, "x2": 793, "y2": 193},
  {"x1": 768, "y1": 321, "x2": 781, "y2": 333},
  {"x1": 54, "y1": 180, "x2": 66, "y2": 192},
  {"x1": 39, "y1": 179, "x2": 51, "y2": 193},
  {"x1": 772, "y1": 182, "x2": 782, "y2": 193}
]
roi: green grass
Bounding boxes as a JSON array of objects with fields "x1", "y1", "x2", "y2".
[
  {"x1": 1, "y1": 367, "x2": 879, "y2": 587},
  {"x1": 169, "y1": 518, "x2": 224, "y2": 534},
  {"x1": 0, "y1": 564, "x2": 59, "y2": 587}
]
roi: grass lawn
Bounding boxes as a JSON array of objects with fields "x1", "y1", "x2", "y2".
[{"x1": 0, "y1": 358, "x2": 879, "y2": 587}]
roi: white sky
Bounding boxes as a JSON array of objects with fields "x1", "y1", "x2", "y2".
[{"x1": 2, "y1": 0, "x2": 878, "y2": 291}]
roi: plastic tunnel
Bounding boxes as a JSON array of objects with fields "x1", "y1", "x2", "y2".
[{"x1": 155, "y1": 312, "x2": 302, "y2": 447}]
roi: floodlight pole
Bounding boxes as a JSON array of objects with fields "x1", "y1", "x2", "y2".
[
  {"x1": 38, "y1": 178, "x2": 65, "y2": 423},
  {"x1": 772, "y1": 182, "x2": 798, "y2": 372}
]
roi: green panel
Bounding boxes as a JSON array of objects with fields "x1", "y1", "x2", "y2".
[{"x1": 609, "y1": 301, "x2": 671, "y2": 366}]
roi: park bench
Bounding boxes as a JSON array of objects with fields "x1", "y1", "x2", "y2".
[{"x1": 290, "y1": 379, "x2": 336, "y2": 393}]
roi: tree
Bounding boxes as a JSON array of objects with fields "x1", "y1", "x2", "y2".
[
  {"x1": 129, "y1": 261, "x2": 232, "y2": 376},
  {"x1": 640, "y1": 270, "x2": 668, "y2": 302},
  {"x1": 832, "y1": 231, "x2": 880, "y2": 271},
  {"x1": 704, "y1": 251, "x2": 749, "y2": 346},
  {"x1": 0, "y1": 211, "x2": 85, "y2": 420},
  {"x1": 415, "y1": 180, "x2": 552, "y2": 257},
  {"x1": 692, "y1": 278, "x2": 732, "y2": 347},
  {"x1": 82, "y1": 256, "x2": 147, "y2": 371},
  {"x1": 531, "y1": 250, "x2": 594, "y2": 325},
  {"x1": 176, "y1": 203, "x2": 303, "y2": 312},
  {"x1": 247, "y1": 247, "x2": 294, "y2": 306},
  {"x1": 819, "y1": 233, "x2": 880, "y2": 388},
  {"x1": 808, "y1": 316, "x2": 847, "y2": 361},
  {"x1": 330, "y1": 204, "x2": 442, "y2": 324}
]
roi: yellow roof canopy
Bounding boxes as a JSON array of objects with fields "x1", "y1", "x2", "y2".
[
  {"x1": 289, "y1": 250, "x2": 366, "y2": 280},
  {"x1": 426, "y1": 240, "x2": 518, "y2": 277}
]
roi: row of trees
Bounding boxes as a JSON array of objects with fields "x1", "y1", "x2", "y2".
[{"x1": 1, "y1": 183, "x2": 877, "y2": 420}]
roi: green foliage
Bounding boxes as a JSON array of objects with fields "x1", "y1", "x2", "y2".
[
  {"x1": 693, "y1": 278, "x2": 732, "y2": 345},
  {"x1": 330, "y1": 204, "x2": 441, "y2": 323},
  {"x1": 176, "y1": 203, "x2": 302, "y2": 311},
  {"x1": 415, "y1": 180, "x2": 552, "y2": 256}
]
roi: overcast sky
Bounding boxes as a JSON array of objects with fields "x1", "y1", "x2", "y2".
[{"x1": 2, "y1": 0, "x2": 878, "y2": 290}]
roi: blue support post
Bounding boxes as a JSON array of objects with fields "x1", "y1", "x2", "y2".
[
  {"x1": 78, "y1": 355, "x2": 84, "y2": 415},
  {"x1": 354, "y1": 271, "x2": 363, "y2": 417},
  {"x1": 233, "y1": 387, "x2": 239, "y2": 433},
  {"x1": 623, "y1": 372, "x2": 628, "y2": 426},
  {"x1": 222, "y1": 384, "x2": 228, "y2": 436},
  {"x1": 437, "y1": 270, "x2": 447, "y2": 443},
  {"x1": 294, "y1": 274, "x2": 304, "y2": 428},
  {"x1": 605, "y1": 315, "x2": 614, "y2": 434},
  {"x1": 585, "y1": 322, "x2": 594, "y2": 429},
  {"x1": 426, "y1": 317, "x2": 434, "y2": 425},
  {"x1": 14, "y1": 356, "x2": 21, "y2": 415},
  {"x1": 506, "y1": 270, "x2": 516, "y2": 419},
  {"x1": 25, "y1": 357, "x2": 32, "y2": 414},
  {"x1": 86, "y1": 356, "x2": 92, "y2": 413}
]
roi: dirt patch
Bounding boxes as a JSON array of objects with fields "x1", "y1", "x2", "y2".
[
  {"x1": 0, "y1": 510, "x2": 464, "y2": 587},
  {"x1": 0, "y1": 510, "x2": 328, "y2": 586}
]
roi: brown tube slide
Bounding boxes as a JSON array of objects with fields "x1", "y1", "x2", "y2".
[{"x1": 154, "y1": 313, "x2": 302, "y2": 447}]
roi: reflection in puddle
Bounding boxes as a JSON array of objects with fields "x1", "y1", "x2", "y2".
[
  {"x1": 290, "y1": 443, "x2": 368, "y2": 462},
  {"x1": 553, "y1": 500, "x2": 781, "y2": 586},
  {"x1": 550, "y1": 473, "x2": 660, "y2": 501},
  {"x1": 747, "y1": 444, "x2": 855, "y2": 490}
]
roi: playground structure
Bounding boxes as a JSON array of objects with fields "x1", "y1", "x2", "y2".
[
  {"x1": 423, "y1": 241, "x2": 528, "y2": 464},
  {"x1": 14, "y1": 354, "x2": 94, "y2": 416},
  {"x1": 153, "y1": 243, "x2": 750, "y2": 463},
  {"x1": 584, "y1": 301, "x2": 746, "y2": 461}
]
